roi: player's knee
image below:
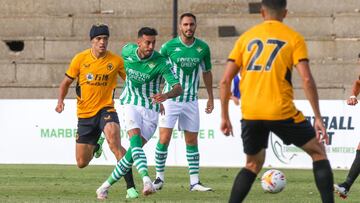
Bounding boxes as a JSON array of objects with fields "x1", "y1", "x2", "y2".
[
  {"x1": 245, "y1": 162, "x2": 262, "y2": 174},
  {"x1": 76, "y1": 157, "x2": 90, "y2": 168},
  {"x1": 76, "y1": 158, "x2": 90, "y2": 168}
]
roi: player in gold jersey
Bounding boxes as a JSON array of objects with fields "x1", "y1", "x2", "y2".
[
  {"x1": 220, "y1": 0, "x2": 334, "y2": 202},
  {"x1": 55, "y1": 24, "x2": 138, "y2": 199}
]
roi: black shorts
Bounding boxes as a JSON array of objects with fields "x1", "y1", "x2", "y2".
[
  {"x1": 241, "y1": 118, "x2": 315, "y2": 155},
  {"x1": 76, "y1": 107, "x2": 119, "y2": 145}
]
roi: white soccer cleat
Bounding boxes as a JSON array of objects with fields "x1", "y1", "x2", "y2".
[
  {"x1": 96, "y1": 187, "x2": 109, "y2": 200},
  {"x1": 190, "y1": 182, "x2": 213, "y2": 192},
  {"x1": 153, "y1": 177, "x2": 164, "y2": 190},
  {"x1": 334, "y1": 184, "x2": 348, "y2": 199},
  {"x1": 142, "y1": 180, "x2": 156, "y2": 196}
]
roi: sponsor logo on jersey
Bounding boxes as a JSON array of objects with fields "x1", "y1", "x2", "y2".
[
  {"x1": 86, "y1": 73, "x2": 94, "y2": 81},
  {"x1": 107, "y1": 63, "x2": 113, "y2": 71}
]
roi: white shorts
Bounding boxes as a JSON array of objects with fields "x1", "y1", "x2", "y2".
[
  {"x1": 123, "y1": 104, "x2": 159, "y2": 141},
  {"x1": 159, "y1": 100, "x2": 199, "y2": 132}
]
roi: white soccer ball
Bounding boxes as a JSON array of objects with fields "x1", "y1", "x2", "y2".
[{"x1": 261, "y1": 169, "x2": 286, "y2": 193}]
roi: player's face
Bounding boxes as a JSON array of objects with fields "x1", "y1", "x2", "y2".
[
  {"x1": 91, "y1": 35, "x2": 108, "y2": 54},
  {"x1": 137, "y1": 35, "x2": 156, "y2": 58},
  {"x1": 180, "y1": 16, "x2": 196, "y2": 39}
]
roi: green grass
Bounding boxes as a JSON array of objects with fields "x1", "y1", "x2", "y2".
[{"x1": 0, "y1": 165, "x2": 358, "y2": 202}]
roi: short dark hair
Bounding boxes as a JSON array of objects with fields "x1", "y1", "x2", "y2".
[
  {"x1": 180, "y1": 12, "x2": 196, "y2": 23},
  {"x1": 261, "y1": 0, "x2": 287, "y2": 10},
  {"x1": 137, "y1": 27, "x2": 158, "y2": 38}
]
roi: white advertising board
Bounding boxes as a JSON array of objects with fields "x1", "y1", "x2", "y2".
[{"x1": 0, "y1": 99, "x2": 358, "y2": 169}]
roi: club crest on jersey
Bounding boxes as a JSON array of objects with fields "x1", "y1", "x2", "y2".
[
  {"x1": 174, "y1": 47, "x2": 181, "y2": 52},
  {"x1": 86, "y1": 73, "x2": 94, "y2": 81},
  {"x1": 107, "y1": 63, "x2": 113, "y2": 71},
  {"x1": 83, "y1": 64, "x2": 90, "y2": 68},
  {"x1": 148, "y1": 62, "x2": 156, "y2": 69},
  {"x1": 126, "y1": 56, "x2": 133, "y2": 61},
  {"x1": 196, "y1": 47, "x2": 203, "y2": 53}
]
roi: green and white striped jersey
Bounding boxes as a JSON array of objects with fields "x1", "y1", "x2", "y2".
[
  {"x1": 160, "y1": 37, "x2": 211, "y2": 102},
  {"x1": 120, "y1": 43, "x2": 179, "y2": 112}
]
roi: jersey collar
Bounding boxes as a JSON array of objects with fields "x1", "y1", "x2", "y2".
[
  {"x1": 179, "y1": 36, "x2": 196, "y2": 48},
  {"x1": 135, "y1": 47, "x2": 154, "y2": 61}
]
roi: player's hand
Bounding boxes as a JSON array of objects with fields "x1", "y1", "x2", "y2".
[
  {"x1": 347, "y1": 96, "x2": 358, "y2": 106},
  {"x1": 160, "y1": 103, "x2": 165, "y2": 115},
  {"x1": 205, "y1": 99, "x2": 214, "y2": 114},
  {"x1": 314, "y1": 117, "x2": 328, "y2": 144},
  {"x1": 55, "y1": 102, "x2": 65, "y2": 113},
  {"x1": 220, "y1": 118, "x2": 233, "y2": 136},
  {"x1": 151, "y1": 93, "x2": 168, "y2": 104}
]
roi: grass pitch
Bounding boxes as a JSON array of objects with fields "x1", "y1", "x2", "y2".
[{"x1": 0, "y1": 164, "x2": 358, "y2": 202}]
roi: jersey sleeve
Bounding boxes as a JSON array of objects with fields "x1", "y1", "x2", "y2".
[
  {"x1": 292, "y1": 34, "x2": 308, "y2": 65},
  {"x1": 161, "y1": 59, "x2": 179, "y2": 87},
  {"x1": 159, "y1": 43, "x2": 168, "y2": 57},
  {"x1": 65, "y1": 54, "x2": 81, "y2": 79},
  {"x1": 202, "y1": 44, "x2": 212, "y2": 72},
  {"x1": 228, "y1": 37, "x2": 244, "y2": 68},
  {"x1": 117, "y1": 57, "x2": 126, "y2": 80}
]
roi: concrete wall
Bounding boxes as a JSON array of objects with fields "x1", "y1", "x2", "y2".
[{"x1": 0, "y1": 0, "x2": 359, "y2": 99}]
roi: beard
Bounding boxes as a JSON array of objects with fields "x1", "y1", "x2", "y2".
[{"x1": 181, "y1": 30, "x2": 194, "y2": 39}]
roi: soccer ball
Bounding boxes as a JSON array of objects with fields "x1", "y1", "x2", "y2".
[{"x1": 261, "y1": 169, "x2": 286, "y2": 193}]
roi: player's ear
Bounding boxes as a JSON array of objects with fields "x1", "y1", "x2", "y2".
[
  {"x1": 137, "y1": 38, "x2": 142, "y2": 46},
  {"x1": 260, "y1": 7, "x2": 266, "y2": 19},
  {"x1": 283, "y1": 9, "x2": 288, "y2": 18}
]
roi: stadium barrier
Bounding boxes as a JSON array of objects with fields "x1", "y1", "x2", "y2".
[{"x1": 0, "y1": 99, "x2": 358, "y2": 169}]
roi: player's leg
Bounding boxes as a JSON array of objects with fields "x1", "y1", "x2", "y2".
[
  {"x1": 154, "y1": 127, "x2": 172, "y2": 189},
  {"x1": 75, "y1": 143, "x2": 97, "y2": 168},
  {"x1": 229, "y1": 120, "x2": 268, "y2": 203},
  {"x1": 334, "y1": 142, "x2": 360, "y2": 198},
  {"x1": 301, "y1": 137, "x2": 334, "y2": 202},
  {"x1": 179, "y1": 100, "x2": 211, "y2": 191},
  {"x1": 270, "y1": 119, "x2": 334, "y2": 203},
  {"x1": 155, "y1": 100, "x2": 180, "y2": 189},
  {"x1": 75, "y1": 116, "x2": 102, "y2": 168},
  {"x1": 100, "y1": 109, "x2": 138, "y2": 199},
  {"x1": 184, "y1": 131, "x2": 212, "y2": 191}
]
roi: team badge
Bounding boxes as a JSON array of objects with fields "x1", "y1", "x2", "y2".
[
  {"x1": 86, "y1": 73, "x2": 94, "y2": 81},
  {"x1": 174, "y1": 47, "x2": 181, "y2": 52},
  {"x1": 107, "y1": 63, "x2": 113, "y2": 71},
  {"x1": 148, "y1": 62, "x2": 156, "y2": 69},
  {"x1": 83, "y1": 64, "x2": 90, "y2": 68},
  {"x1": 196, "y1": 47, "x2": 202, "y2": 53}
]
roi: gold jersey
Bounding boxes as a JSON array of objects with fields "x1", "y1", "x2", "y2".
[
  {"x1": 66, "y1": 49, "x2": 126, "y2": 118},
  {"x1": 228, "y1": 20, "x2": 308, "y2": 121}
]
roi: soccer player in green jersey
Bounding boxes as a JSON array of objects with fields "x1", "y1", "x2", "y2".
[
  {"x1": 153, "y1": 13, "x2": 214, "y2": 192},
  {"x1": 96, "y1": 27, "x2": 182, "y2": 199}
]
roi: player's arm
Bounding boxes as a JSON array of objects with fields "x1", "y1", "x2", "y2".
[
  {"x1": 295, "y1": 60, "x2": 328, "y2": 143},
  {"x1": 347, "y1": 76, "x2": 360, "y2": 105},
  {"x1": 219, "y1": 60, "x2": 239, "y2": 136},
  {"x1": 151, "y1": 83, "x2": 182, "y2": 103},
  {"x1": 203, "y1": 71, "x2": 214, "y2": 113},
  {"x1": 55, "y1": 75, "x2": 74, "y2": 113}
]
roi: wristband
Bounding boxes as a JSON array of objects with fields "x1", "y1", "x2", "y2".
[{"x1": 349, "y1": 95, "x2": 356, "y2": 99}]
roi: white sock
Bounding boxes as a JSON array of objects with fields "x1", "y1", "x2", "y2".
[
  {"x1": 156, "y1": 172, "x2": 165, "y2": 181},
  {"x1": 142, "y1": 176, "x2": 151, "y2": 184},
  {"x1": 101, "y1": 181, "x2": 111, "y2": 189},
  {"x1": 190, "y1": 174, "x2": 199, "y2": 185}
]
